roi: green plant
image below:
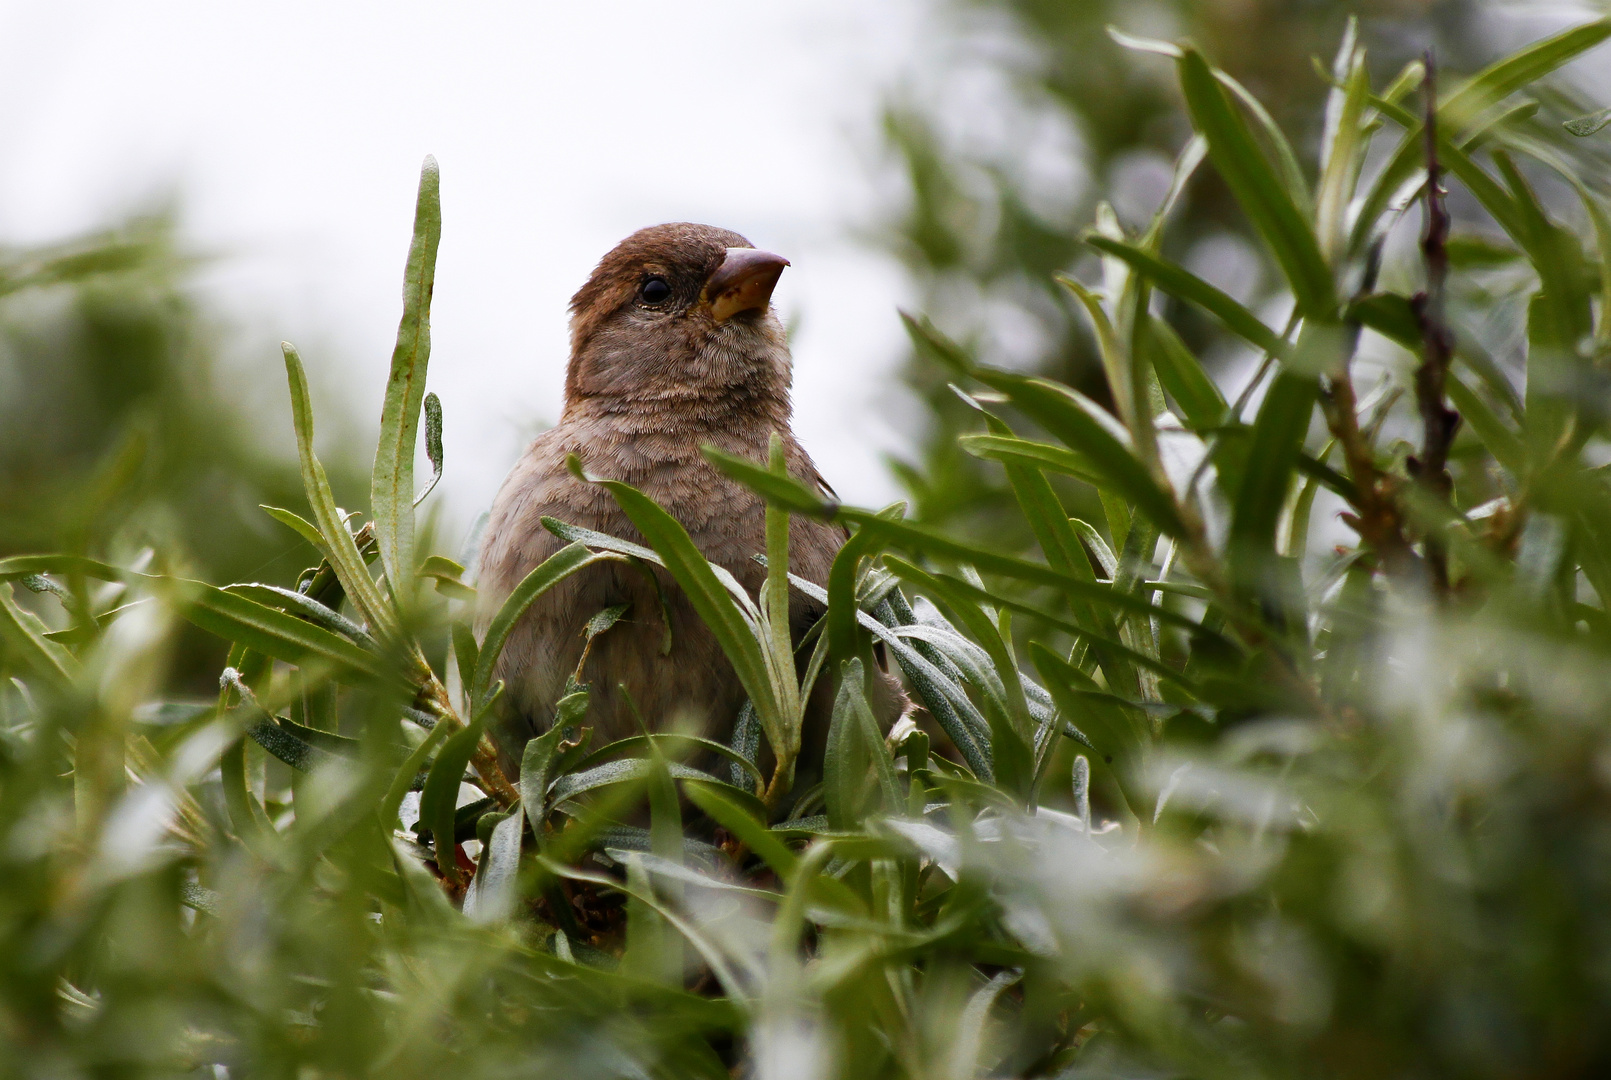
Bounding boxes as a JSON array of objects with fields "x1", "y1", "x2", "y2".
[{"x1": 5, "y1": 18, "x2": 1611, "y2": 1078}]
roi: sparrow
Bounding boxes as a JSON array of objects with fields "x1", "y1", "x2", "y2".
[{"x1": 475, "y1": 223, "x2": 901, "y2": 785}]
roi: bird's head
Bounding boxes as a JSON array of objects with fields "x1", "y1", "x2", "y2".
[{"x1": 563, "y1": 223, "x2": 792, "y2": 420}]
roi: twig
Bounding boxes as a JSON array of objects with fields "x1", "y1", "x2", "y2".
[
  {"x1": 1408, "y1": 49, "x2": 1462, "y2": 594},
  {"x1": 1320, "y1": 237, "x2": 1418, "y2": 575}
]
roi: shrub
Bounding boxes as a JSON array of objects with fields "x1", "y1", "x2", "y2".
[{"x1": 4, "y1": 19, "x2": 1611, "y2": 1079}]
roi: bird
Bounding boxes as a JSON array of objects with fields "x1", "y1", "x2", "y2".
[{"x1": 474, "y1": 222, "x2": 902, "y2": 790}]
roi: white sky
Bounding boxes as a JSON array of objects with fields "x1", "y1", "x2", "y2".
[{"x1": 0, "y1": 1, "x2": 925, "y2": 534}]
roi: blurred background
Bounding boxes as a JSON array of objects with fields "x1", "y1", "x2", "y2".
[{"x1": 1, "y1": 0, "x2": 1607, "y2": 686}]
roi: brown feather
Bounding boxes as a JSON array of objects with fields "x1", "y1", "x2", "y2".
[{"x1": 476, "y1": 223, "x2": 903, "y2": 784}]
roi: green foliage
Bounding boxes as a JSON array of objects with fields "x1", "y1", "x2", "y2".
[{"x1": 7, "y1": 21, "x2": 1611, "y2": 1080}]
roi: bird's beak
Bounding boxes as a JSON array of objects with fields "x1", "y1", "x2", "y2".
[{"x1": 704, "y1": 247, "x2": 789, "y2": 322}]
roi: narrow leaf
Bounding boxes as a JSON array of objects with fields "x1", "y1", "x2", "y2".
[
  {"x1": 1081, "y1": 237, "x2": 1286, "y2": 357},
  {"x1": 470, "y1": 541, "x2": 610, "y2": 714},
  {"x1": 372, "y1": 156, "x2": 443, "y2": 591},
  {"x1": 1178, "y1": 47, "x2": 1333, "y2": 316}
]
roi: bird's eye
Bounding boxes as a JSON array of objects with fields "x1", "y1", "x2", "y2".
[{"x1": 639, "y1": 276, "x2": 671, "y2": 305}]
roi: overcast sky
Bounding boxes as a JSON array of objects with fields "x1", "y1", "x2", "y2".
[{"x1": 0, "y1": 1, "x2": 926, "y2": 532}]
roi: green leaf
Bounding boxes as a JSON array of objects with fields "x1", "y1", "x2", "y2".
[
  {"x1": 1177, "y1": 47, "x2": 1333, "y2": 317},
  {"x1": 684, "y1": 779, "x2": 798, "y2": 878},
  {"x1": 761, "y1": 433, "x2": 803, "y2": 772},
  {"x1": 1058, "y1": 270, "x2": 1141, "y2": 438},
  {"x1": 1081, "y1": 237, "x2": 1286, "y2": 358},
  {"x1": 244, "y1": 714, "x2": 340, "y2": 774},
  {"x1": 1147, "y1": 318, "x2": 1229, "y2": 432},
  {"x1": 260, "y1": 505, "x2": 326, "y2": 551},
  {"x1": 900, "y1": 310, "x2": 976, "y2": 377},
  {"x1": 824, "y1": 657, "x2": 902, "y2": 828},
  {"x1": 542, "y1": 517, "x2": 661, "y2": 562},
  {"x1": 574, "y1": 734, "x2": 765, "y2": 787},
  {"x1": 519, "y1": 724, "x2": 569, "y2": 841},
  {"x1": 276, "y1": 715, "x2": 362, "y2": 756},
  {"x1": 1229, "y1": 368, "x2": 1319, "y2": 588},
  {"x1": 0, "y1": 582, "x2": 79, "y2": 686},
  {"x1": 646, "y1": 737, "x2": 683, "y2": 868},
  {"x1": 964, "y1": 368, "x2": 1189, "y2": 538},
  {"x1": 888, "y1": 564, "x2": 1033, "y2": 797},
  {"x1": 226, "y1": 583, "x2": 375, "y2": 647},
  {"x1": 470, "y1": 540, "x2": 610, "y2": 715},
  {"x1": 371, "y1": 156, "x2": 442, "y2": 592},
  {"x1": 1356, "y1": 32, "x2": 1606, "y2": 257},
  {"x1": 1441, "y1": 20, "x2": 1611, "y2": 131},
  {"x1": 451, "y1": 621, "x2": 479, "y2": 691},
  {"x1": 1447, "y1": 374, "x2": 1526, "y2": 477},
  {"x1": 1316, "y1": 24, "x2": 1370, "y2": 265},
  {"x1": 1029, "y1": 641, "x2": 1149, "y2": 819},
  {"x1": 421, "y1": 686, "x2": 494, "y2": 887},
  {"x1": 0, "y1": 554, "x2": 125, "y2": 584},
  {"x1": 414, "y1": 391, "x2": 444, "y2": 508},
  {"x1": 701, "y1": 444, "x2": 835, "y2": 516},
  {"x1": 1564, "y1": 106, "x2": 1611, "y2": 137},
  {"x1": 885, "y1": 559, "x2": 1203, "y2": 692},
  {"x1": 281, "y1": 342, "x2": 397, "y2": 638},
  {"x1": 838, "y1": 511, "x2": 1224, "y2": 640},
  {"x1": 465, "y1": 811, "x2": 522, "y2": 925},
  {"x1": 826, "y1": 520, "x2": 887, "y2": 672},
  {"x1": 181, "y1": 580, "x2": 385, "y2": 680},
  {"x1": 420, "y1": 554, "x2": 474, "y2": 601},
  {"x1": 581, "y1": 462, "x2": 788, "y2": 761},
  {"x1": 867, "y1": 596, "x2": 994, "y2": 781},
  {"x1": 1346, "y1": 292, "x2": 1422, "y2": 348},
  {"x1": 380, "y1": 718, "x2": 453, "y2": 833},
  {"x1": 549, "y1": 758, "x2": 767, "y2": 821},
  {"x1": 958, "y1": 433, "x2": 1102, "y2": 487}
]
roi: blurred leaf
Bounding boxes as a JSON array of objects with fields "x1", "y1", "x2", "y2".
[
  {"x1": 684, "y1": 779, "x2": 798, "y2": 878},
  {"x1": 1177, "y1": 47, "x2": 1333, "y2": 316},
  {"x1": 420, "y1": 684, "x2": 495, "y2": 886},
  {"x1": 0, "y1": 582, "x2": 78, "y2": 686},
  {"x1": 1564, "y1": 106, "x2": 1611, "y2": 136},
  {"x1": 1148, "y1": 318, "x2": 1229, "y2": 431},
  {"x1": 1229, "y1": 368, "x2": 1318, "y2": 589},
  {"x1": 1441, "y1": 19, "x2": 1611, "y2": 129}
]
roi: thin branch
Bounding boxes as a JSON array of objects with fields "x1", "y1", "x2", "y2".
[
  {"x1": 1319, "y1": 236, "x2": 1418, "y2": 574},
  {"x1": 1408, "y1": 49, "x2": 1462, "y2": 594}
]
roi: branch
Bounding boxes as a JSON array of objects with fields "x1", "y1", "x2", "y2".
[
  {"x1": 1408, "y1": 49, "x2": 1462, "y2": 593},
  {"x1": 1320, "y1": 237, "x2": 1418, "y2": 575}
]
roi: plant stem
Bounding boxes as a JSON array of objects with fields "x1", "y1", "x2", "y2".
[{"x1": 1409, "y1": 49, "x2": 1461, "y2": 594}]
